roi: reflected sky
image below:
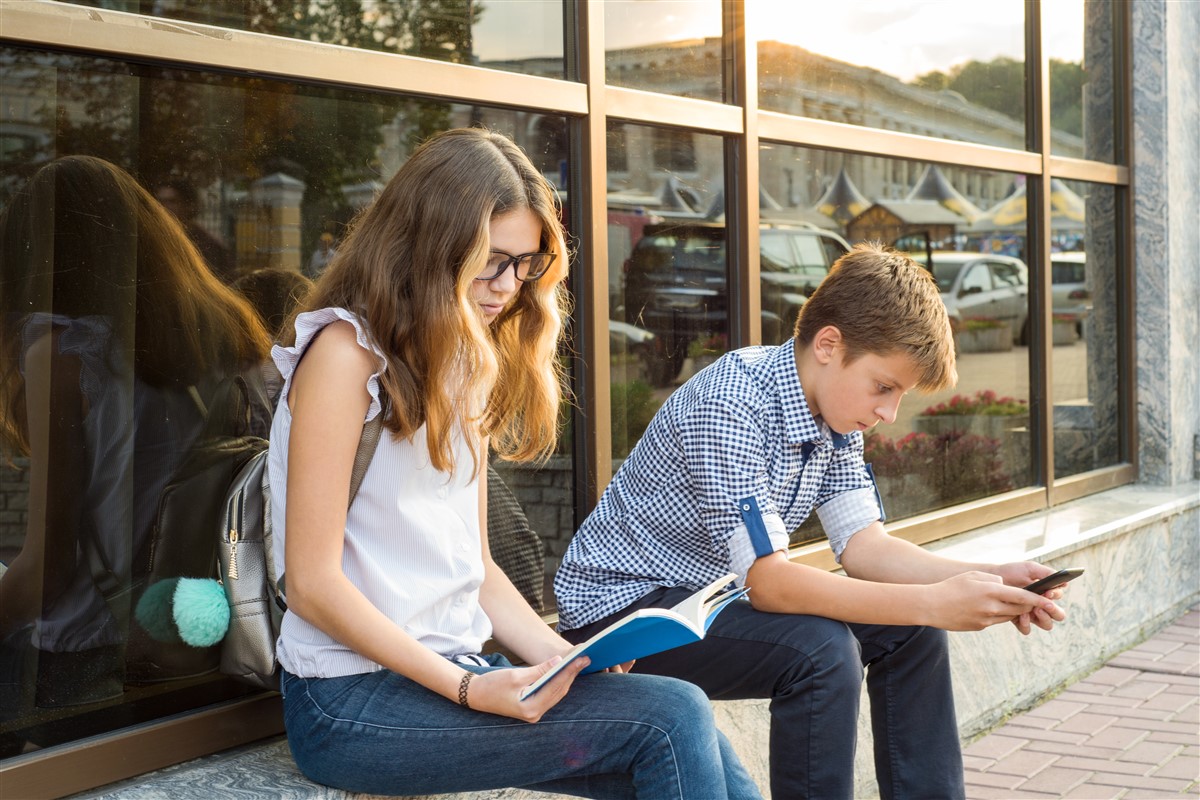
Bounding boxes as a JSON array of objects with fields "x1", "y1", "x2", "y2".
[{"x1": 473, "y1": 0, "x2": 1085, "y2": 80}]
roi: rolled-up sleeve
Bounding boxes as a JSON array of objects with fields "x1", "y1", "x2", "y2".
[{"x1": 815, "y1": 437, "x2": 882, "y2": 560}]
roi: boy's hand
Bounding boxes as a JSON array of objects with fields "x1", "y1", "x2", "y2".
[
  {"x1": 987, "y1": 561, "x2": 1071, "y2": 633},
  {"x1": 926, "y1": 571, "x2": 1061, "y2": 633}
]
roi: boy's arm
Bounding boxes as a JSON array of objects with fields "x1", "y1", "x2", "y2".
[
  {"x1": 744, "y1": 522, "x2": 1063, "y2": 633},
  {"x1": 839, "y1": 523, "x2": 1067, "y2": 633}
]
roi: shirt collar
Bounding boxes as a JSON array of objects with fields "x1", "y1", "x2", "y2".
[{"x1": 772, "y1": 339, "x2": 853, "y2": 450}]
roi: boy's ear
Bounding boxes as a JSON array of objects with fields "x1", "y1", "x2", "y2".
[{"x1": 811, "y1": 325, "x2": 843, "y2": 365}]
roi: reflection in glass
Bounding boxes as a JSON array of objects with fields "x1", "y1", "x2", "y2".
[
  {"x1": 1047, "y1": 0, "x2": 1116, "y2": 163},
  {"x1": 604, "y1": 0, "x2": 723, "y2": 102},
  {"x1": 753, "y1": 1, "x2": 1043, "y2": 152},
  {"x1": 0, "y1": 155, "x2": 271, "y2": 754},
  {"x1": 0, "y1": 45, "x2": 574, "y2": 751},
  {"x1": 758, "y1": 143, "x2": 1035, "y2": 536},
  {"x1": 608, "y1": 124, "x2": 725, "y2": 465},
  {"x1": 54, "y1": 0, "x2": 565, "y2": 79},
  {"x1": 1053, "y1": 182, "x2": 1120, "y2": 478}
]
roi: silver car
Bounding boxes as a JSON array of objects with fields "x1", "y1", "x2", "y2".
[
  {"x1": 917, "y1": 252, "x2": 1031, "y2": 344},
  {"x1": 1051, "y1": 252, "x2": 1091, "y2": 331}
]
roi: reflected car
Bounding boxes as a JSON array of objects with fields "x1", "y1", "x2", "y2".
[
  {"x1": 914, "y1": 251, "x2": 1030, "y2": 344},
  {"x1": 622, "y1": 221, "x2": 850, "y2": 385},
  {"x1": 1051, "y1": 252, "x2": 1091, "y2": 331}
]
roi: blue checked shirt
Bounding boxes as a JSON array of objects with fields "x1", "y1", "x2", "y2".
[{"x1": 554, "y1": 340, "x2": 883, "y2": 631}]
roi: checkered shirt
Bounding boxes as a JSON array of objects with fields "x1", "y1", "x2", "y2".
[{"x1": 554, "y1": 340, "x2": 882, "y2": 631}]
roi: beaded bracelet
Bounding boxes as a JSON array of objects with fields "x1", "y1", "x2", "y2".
[{"x1": 458, "y1": 671, "x2": 474, "y2": 709}]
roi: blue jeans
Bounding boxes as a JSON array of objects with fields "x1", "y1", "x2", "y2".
[
  {"x1": 281, "y1": 654, "x2": 762, "y2": 799},
  {"x1": 566, "y1": 587, "x2": 965, "y2": 800}
]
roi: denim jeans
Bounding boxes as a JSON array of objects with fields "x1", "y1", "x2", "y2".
[
  {"x1": 565, "y1": 587, "x2": 965, "y2": 800},
  {"x1": 281, "y1": 654, "x2": 762, "y2": 799}
]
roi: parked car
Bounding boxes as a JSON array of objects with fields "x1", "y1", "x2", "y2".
[
  {"x1": 912, "y1": 251, "x2": 1031, "y2": 344},
  {"x1": 1051, "y1": 251, "x2": 1091, "y2": 332},
  {"x1": 622, "y1": 222, "x2": 850, "y2": 385}
]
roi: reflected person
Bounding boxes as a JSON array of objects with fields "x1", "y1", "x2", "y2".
[{"x1": 0, "y1": 156, "x2": 270, "y2": 719}]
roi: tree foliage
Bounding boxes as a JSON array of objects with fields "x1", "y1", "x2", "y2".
[{"x1": 912, "y1": 56, "x2": 1085, "y2": 138}]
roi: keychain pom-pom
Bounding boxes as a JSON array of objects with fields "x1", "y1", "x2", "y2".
[
  {"x1": 171, "y1": 578, "x2": 230, "y2": 647},
  {"x1": 135, "y1": 578, "x2": 182, "y2": 642}
]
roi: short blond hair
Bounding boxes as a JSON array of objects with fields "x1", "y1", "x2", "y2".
[{"x1": 794, "y1": 242, "x2": 957, "y2": 392}]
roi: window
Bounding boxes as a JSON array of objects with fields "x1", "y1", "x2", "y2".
[{"x1": 0, "y1": 1, "x2": 1135, "y2": 793}]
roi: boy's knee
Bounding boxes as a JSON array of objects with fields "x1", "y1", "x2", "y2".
[{"x1": 775, "y1": 618, "x2": 863, "y2": 693}]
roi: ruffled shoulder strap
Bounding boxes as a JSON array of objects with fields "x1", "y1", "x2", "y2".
[
  {"x1": 20, "y1": 313, "x2": 123, "y2": 402},
  {"x1": 270, "y1": 307, "x2": 387, "y2": 423}
]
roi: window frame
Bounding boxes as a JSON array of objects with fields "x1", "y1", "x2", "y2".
[{"x1": 0, "y1": 1, "x2": 1134, "y2": 794}]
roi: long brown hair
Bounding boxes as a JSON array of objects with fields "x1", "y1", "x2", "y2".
[
  {"x1": 0, "y1": 155, "x2": 271, "y2": 455},
  {"x1": 292, "y1": 127, "x2": 569, "y2": 474}
]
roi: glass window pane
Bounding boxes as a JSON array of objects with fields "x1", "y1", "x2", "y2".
[
  {"x1": 1047, "y1": 0, "x2": 1117, "y2": 163},
  {"x1": 1052, "y1": 181, "x2": 1120, "y2": 478},
  {"x1": 0, "y1": 45, "x2": 575, "y2": 753},
  {"x1": 754, "y1": 1, "x2": 1043, "y2": 152},
  {"x1": 758, "y1": 142, "x2": 1034, "y2": 539},
  {"x1": 52, "y1": 0, "x2": 565, "y2": 79},
  {"x1": 604, "y1": 0, "x2": 723, "y2": 102},
  {"x1": 608, "y1": 123, "x2": 726, "y2": 468}
]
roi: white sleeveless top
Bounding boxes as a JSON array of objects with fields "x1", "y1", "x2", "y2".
[{"x1": 269, "y1": 307, "x2": 491, "y2": 678}]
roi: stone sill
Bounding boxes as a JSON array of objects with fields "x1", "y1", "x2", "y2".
[{"x1": 927, "y1": 480, "x2": 1200, "y2": 565}]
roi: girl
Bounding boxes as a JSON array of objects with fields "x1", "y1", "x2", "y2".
[{"x1": 270, "y1": 128, "x2": 761, "y2": 798}]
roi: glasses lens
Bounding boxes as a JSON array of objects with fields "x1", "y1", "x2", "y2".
[
  {"x1": 521, "y1": 253, "x2": 553, "y2": 280},
  {"x1": 479, "y1": 252, "x2": 510, "y2": 281}
]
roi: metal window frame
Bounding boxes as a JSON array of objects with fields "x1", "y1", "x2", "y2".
[{"x1": 0, "y1": 0, "x2": 1135, "y2": 792}]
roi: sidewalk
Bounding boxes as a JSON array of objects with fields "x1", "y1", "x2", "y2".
[{"x1": 962, "y1": 604, "x2": 1199, "y2": 799}]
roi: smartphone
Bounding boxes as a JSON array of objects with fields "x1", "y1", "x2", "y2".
[{"x1": 1022, "y1": 567, "x2": 1084, "y2": 595}]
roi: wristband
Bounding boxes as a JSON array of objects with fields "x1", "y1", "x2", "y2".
[{"x1": 458, "y1": 671, "x2": 474, "y2": 709}]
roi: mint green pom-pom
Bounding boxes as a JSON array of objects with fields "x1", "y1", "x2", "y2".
[
  {"x1": 172, "y1": 578, "x2": 230, "y2": 647},
  {"x1": 135, "y1": 578, "x2": 182, "y2": 642}
]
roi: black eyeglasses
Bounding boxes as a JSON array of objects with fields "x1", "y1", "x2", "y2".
[{"x1": 476, "y1": 250, "x2": 556, "y2": 282}]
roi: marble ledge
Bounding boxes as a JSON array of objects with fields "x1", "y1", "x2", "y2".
[{"x1": 925, "y1": 481, "x2": 1200, "y2": 565}]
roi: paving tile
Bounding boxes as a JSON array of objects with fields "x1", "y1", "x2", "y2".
[
  {"x1": 1076, "y1": 701, "x2": 1176, "y2": 720},
  {"x1": 1083, "y1": 666, "x2": 1140, "y2": 686},
  {"x1": 1033, "y1": 739, "x2": 1137, "y2": 760},
  {"x1": 1117, "y1": 739, "x2": 1184, "y2": 765},
  {"x1": 962, "y1": 754, "x2": 995, "y2": 771},
  {"x1": 963, "y1": 769, "x2": 1026, "y2": 789},
  {"x1": 988, "y1": 748, "x2": 1059, "y2": 777},
  {"x1": 1060, "y1": 783, "x2": 1124, "y2": 799},
  {"x1": 1025, "y1": 698, "x2": 1091, "y2": 719},
  {"x1": 1147, "y1": 730, "x2": 1200, "y2": 745},
  {"x1": 1055, "y1": 754, "x2": 1153, "y2": 775},
  {"x1": 1111, "y1": 717, "x2": 1200, "y2": 735},
  {"x1": 1151, "y1": 752, "x2": 1200, "y2": 780},
  {"x1": 1014, "y1": 765, "x2": 1090, "y2": 794},
  {"x1": 1109, "y1": 680, "x2": 1168, "y2": 700},
  {"x1": 964, "y1": 734, "x2": 1029, "y2": 760},
  {"x1": 1053, "y1": 711, "x2": 1120, "y2": 735},
  {"x1": 1142, "y1": 690, "x2": 1198, "y2": 710},
  {"x1": 965, "y1": 784, "x2": 1022, "y2": 800},
  {"x1": 1084, "y1": 724, "x2": 1149, "y2": 751},
  {"x1": 996, "y1": 727, "x2": 1093, "y2": 745},
  {"x1": 1087, "y1": 770, "x2": 1194, "y2": 791},
  {"x1": 1055, "y1": 691, "x2": 1144, "y2": 708}
]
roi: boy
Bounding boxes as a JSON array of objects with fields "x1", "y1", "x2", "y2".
[{"x1": 554, "y1": 243, "x2": 1066, "y2": 800}]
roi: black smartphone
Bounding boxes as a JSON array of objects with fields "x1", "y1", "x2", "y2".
[{"x1": 1022, "y1": 567, "x2": 1084, "y2": 595}]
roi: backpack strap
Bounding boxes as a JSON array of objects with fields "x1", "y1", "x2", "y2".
[{"x1": 277, "y1": 397, "x2": 386, "y2": 599}]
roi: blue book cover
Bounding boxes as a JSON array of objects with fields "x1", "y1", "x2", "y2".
[{"x1": 520, "y1": 573, "x2": 748, "y2": 700}]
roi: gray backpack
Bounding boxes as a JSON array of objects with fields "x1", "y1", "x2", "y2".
[{"x1": 216, "y1": 413, "x2": 382, "y2": 689}]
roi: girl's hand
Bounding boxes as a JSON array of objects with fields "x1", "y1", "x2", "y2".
[
  {"x1": 465, "y1": 656, "x2": 590, "y2": 723},
  {"x1": 605, "y1": 660, "x2": 636, "y2": 674}
]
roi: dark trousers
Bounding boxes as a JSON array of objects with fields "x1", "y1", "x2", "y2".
[{"x1": 564, "y1": 586, "x2": 965, "y2": 800}]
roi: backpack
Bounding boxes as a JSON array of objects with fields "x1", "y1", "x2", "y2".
[
  {"x1": 123, "y1": 377, "x2": 271, "y2": 685},
  {"x1": 216, "y1": 404, "x2": 383, "y2": 690}
]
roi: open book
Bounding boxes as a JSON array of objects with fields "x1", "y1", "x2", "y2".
[{"x1": 520, "y1": 573, "x2": 748, "y2": 701}]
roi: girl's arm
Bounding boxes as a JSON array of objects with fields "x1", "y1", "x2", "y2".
[
  {"x1": 475, "y1": 455, "x2": 574, "y2": 666},
  {"x1": 0, "y1": 332, "x2": 87, "y2": 638},
  {"x1": 283, "y1": 323, "x2": 584, "y2": 721}
]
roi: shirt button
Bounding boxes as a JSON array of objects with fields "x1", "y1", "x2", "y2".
[{"x1": 437, "y1": 487, "x2": 448, "y2": 500}]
